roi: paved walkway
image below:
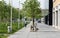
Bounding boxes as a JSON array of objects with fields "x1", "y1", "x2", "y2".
[{"x1": 8, "y1": 21, "x2": 60, "y2": 38}]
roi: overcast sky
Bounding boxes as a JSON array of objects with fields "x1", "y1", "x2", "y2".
[{"x1": 0, "y1": 0, "x2": 49, "y2": 9}]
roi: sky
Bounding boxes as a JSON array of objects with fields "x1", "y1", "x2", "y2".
[
  {"x1": 38, "y1": 0, "x2": 49, "y2": 9},
  {"x1": 0, "y1": 0, "x2": 49, "y2": 9}
]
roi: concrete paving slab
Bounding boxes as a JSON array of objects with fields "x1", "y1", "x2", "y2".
[{"x1": 8, "y1": 22, "x2": 60, "y2": 38}]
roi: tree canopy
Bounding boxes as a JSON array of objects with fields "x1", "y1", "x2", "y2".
[
  {"x1": 22, "y1": 0, "x2": 42, "y2": 28},
  {"x1": 22, "y1": 0, "x2": 41, "y2": 19},
  {"x1": 0, "y1": 1, "x2": 22, "y2": 22}
]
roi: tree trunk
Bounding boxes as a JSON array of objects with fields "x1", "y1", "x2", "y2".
[
  {"x1": 33, "y1": 17, "x2": 34, "y2": 27},
  {"x1": 32, "y1": 16, "x2": 35, "y2": 31}
]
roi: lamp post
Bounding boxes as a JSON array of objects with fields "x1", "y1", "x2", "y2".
[
  {"x1": 9, "y1": 0, "x2": 13, "y2": 32},
  {"x1": 18, "y1": 0, "x2": 20, "y2": 29},
  {"x1": 11, "y1": 0, "x2": 13, "y2": 32}
]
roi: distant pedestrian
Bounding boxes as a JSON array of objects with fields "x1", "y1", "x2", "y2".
[{"x1": 34, "y1": 21, "x2": 39, "y2": 31}]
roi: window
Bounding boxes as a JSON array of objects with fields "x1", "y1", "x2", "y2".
[
  {"x1": 53, "y1": 8, "x2": 55, "y2": 12},
  {"x1": 53, "y1": 8, "x2": 55, "y2": 10},
  {"x1": 56, "y1": 6, "x2": 58, "y2": 9}
]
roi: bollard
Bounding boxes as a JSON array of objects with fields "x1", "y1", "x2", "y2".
[{"x1": 8, "y1": 26, "x2": 11, "y2": 33}]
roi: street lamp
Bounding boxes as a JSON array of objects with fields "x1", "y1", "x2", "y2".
[
  {"x1": 11, "y1": 0, "x2": 12, "y2": 32},
  {"x1": 18, "y1": 0, "x2": 20, "y2": 29},
  {"x1": 9, "y1": 0, "x2": 13, "y2": 32}
]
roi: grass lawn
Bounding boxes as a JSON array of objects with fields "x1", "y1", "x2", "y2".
[
  {"x1": 0, "y1": 21, "x2": 24, "y2": 38},
  {"x1": 0, "y1": 22, "x2": 7, "y2": 34},
  {"x1": 0, "y1": 34, "x2": 7, "y2": 38},
  {"x1": 0, "y1": 20, "x2": 30, "y2": 38},
  {"x1": 12, "y1": 22, "x2": 24, "y2": 33}
]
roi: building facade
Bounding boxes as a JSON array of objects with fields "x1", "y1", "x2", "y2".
[
  {"x1": 53, "y1": 0, "x2": 60, "y2": 29},
  {"x1": 44, "y1": 0, "x2": 53, "y2": 25},
  {"x1": 49, "y1": 0, "x2": 53, "y2": 25},
  {"x1": 41, "y1": 9, "x2": 49, "y2": 24}
]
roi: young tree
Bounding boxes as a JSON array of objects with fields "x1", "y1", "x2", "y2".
[
  {"x1": 0, "y1": 1, "x2": 20, "y2": 22},
  {"x1": 23, "y1": 0, "x2": 41, "y2": 31}
]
